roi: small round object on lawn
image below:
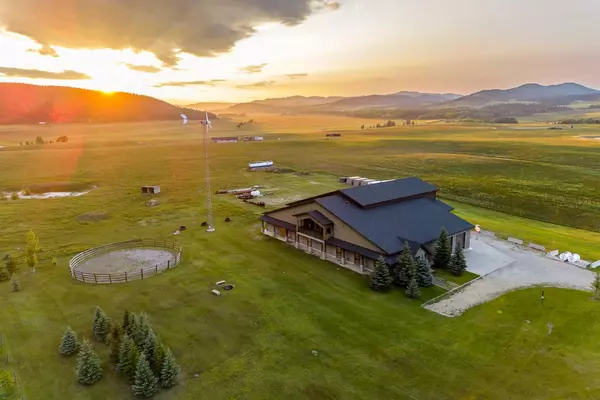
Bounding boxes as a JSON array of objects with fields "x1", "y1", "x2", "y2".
[{"x1": 223, "y1": 284, "x2": 234, "y2": 291}]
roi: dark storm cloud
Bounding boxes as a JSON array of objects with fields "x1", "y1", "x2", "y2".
[
  {"x1": 124, "y1": 64, "x2": 162, "y2": 73},
  {"x1": 285, "y1": 73, "x2": 308, "y2": 79},
  {"x1": 27, "y1": 44, "x2": 59, "y2": 57},
  {"x1": 237, "y1": 80, "x2": 276, "y2": 89},
  {"x1": 0, "y1": 67, "x2": 90, "y2": 80},
  {"x1": 240, "y1": 63, "x2": 268, "y2": 74},
  {"x1": 0, "y1": 0, "x2": 340, "y2": 67},
  {"x1": 153, "y1": 79, "x2": 226, "y2": 87}
]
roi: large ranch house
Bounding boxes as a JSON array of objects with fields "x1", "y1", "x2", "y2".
[{"x1": 260, "y1": 177, "x2": 474, "y2": 274}]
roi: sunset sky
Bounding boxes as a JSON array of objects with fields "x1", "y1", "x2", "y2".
[{"x1": 1, "y1": 0, "x2": 600, "y2": 104}]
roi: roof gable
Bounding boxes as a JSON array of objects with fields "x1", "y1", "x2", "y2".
[{"x1": 340, "y1": 177, "x2": 438, "y2": 208}]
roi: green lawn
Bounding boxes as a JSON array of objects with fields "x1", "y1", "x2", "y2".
[
  {"x1": 434, "y1": 268, "x2": 480, "y2": 285},
  {"x1": 2, "y1": 118, "x2": 600, "y2": 398}
]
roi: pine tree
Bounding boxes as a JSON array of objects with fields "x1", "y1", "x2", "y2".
[
  {"x1": 396, "y1": 242, "x2": 415, "y2": 287},
  {"x1": 370, "y1": 256, "x2": 393, "y2": 291},
  {"x1": 130, "y1": 313, "x2": 147, "y2": 348},
  {"x1": 160, "y1": 348, "x2": 181, "y2": 389},
  {"x1": 117, "y1": 334, "x2": 139, "y2": 381},
  {"x1": 449, "y1": 247, "x2": 467, "y2": 276},
  {"x1": 405, "y1": 276, "x2": 421, "y2": 299},
  {"x1": 416, "y1": 256, "x2": 433, "y2": 287},
  {"x1": 142, "y1": 329, "x2": 160, "y2": 374},
  {"x1": 154, "y1": 340, "x2": 166, "y2": 377},
  {"x1": 131, "y1": 354, "x2": 159, "y2": 398},
  {"x1": 109, "y1": 325, "x2": 122, "y2": 363},
  {"x1": 92, "y1": 306, "x2": 110, "y2": 342},
  {"x1": 138, "y1": 313, "x2": 152, "y2": 342},
  {"x1": 122, "y1": 309, "x2": 131, "y2": 334},
  {"x1": 75, "y1": 338, "x2": 102, "y2": 385},
  {"x1": 126, "y1": 311, "x2": 137, "y2": 337},
  {"x1": 59, "y1": 326, "x2": 80, "y2": 356},
  {"x1": 592, "y1": 273, "x2": 600, "y2": 300},
  {"x1": 433, "y1": 228, "x2": 452, "y2": 269}
]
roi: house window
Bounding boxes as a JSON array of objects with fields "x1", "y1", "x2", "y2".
[
  {"x1": 326, "y1": 227, "x2": 331, "y2": 235},
  {"x1": 354, "y1": 253, "x2": 361, "y2": 265},
  {"x1": 336, "y1": 247, "x2": 342, "y2": 259}
]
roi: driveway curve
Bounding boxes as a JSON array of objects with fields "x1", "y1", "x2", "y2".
[{"x1": 426, "y1": 235, "x2": 594, "y2": 317}]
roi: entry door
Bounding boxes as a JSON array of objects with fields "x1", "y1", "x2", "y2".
[
  {"x1": 336, "y1": 247, "x2": 342, "y2": 259},
  {"x1": 279, "y1": 227, "x2": 286, "y2": 238}
]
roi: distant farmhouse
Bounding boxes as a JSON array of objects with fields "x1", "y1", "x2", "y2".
[
  {"x1": 260, "y1": 177, "x2": 473, "y2": 274},
  {"x1": 212, "y1": 136, "x2": 239, "y2": 143}
]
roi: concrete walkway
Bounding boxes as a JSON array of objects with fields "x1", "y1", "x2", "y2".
[{"x1": 426, "y1": 235, "x2": 594, "y2": 317}]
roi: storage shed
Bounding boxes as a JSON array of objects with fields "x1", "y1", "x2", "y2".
[{"x1": 141, "y1": 186, "x2": 160, "y2": 194}]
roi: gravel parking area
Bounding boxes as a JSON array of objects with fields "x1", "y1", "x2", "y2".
[{"x1": 426, "y1": 235, "x2": 594, "y2": 317}]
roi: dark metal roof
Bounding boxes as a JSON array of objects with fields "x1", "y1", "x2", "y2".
[
  {"x1": 326, "y1": 237, "x2": 382, "y2": 260},
  {"x1": 293, "y1": 210, "x2": 333, "y2": 226},
  {"x1": 316, "y1": 195, "x2": 473, "y2": 255},
  {"x1": 341, "y1": 177, "x2": 437, "y2": 208},
  {"x1": 259, "y1": 215, "x2": 296, "y2": 231}
]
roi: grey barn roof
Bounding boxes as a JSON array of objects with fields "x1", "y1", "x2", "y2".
[
  {"x1": 341, "y1": 177, "x2": 437, "y2": 208},
  {"x1": 316, "y1": 195, "x2": 473, "y2": 255}
]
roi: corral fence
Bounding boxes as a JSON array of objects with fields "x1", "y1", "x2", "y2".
[{"x1": 69, "y1": 239, "x2": 183, "y2": 284}]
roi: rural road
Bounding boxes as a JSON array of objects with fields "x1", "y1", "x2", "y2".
[{"x1": 426, "y1": 235, "x2": 594, "y2": 317}]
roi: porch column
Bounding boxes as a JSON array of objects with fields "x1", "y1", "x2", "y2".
[
  {"x1": 321, "y1": 243, "x2": 326, "y2": 260},
  {"x1": 261, "y1": 221, "x2": 265, "y2": 233},
  {"x1": 360, "y1": 256, "x2": 364, "y2": 274},
  {"x1": 308, "y1": 239, "x2": 312, "y2": 254},
  {"x1": 341, "y1": 249, "x2": 346, "y2": 265}
]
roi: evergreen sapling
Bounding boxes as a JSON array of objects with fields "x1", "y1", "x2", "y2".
[
  {"x1": 405, "y1": 276, "x2": 421, "y2": 299},
  {"x1": 76, "y1": 339, "x2": 102, "y2": 385},
  {"x1": 370, "y1": 256, "x2": 393, "y2": 291},
  {"x1": 433, "y1": 228, "x2": 452, "y2": 269},
  {"x1": 450, "y1": 247, "x2": 467, "y2": 276},
  {"x1": 160, "y1": 348, "x2": 181, "y2": 389},
  {"x1": 416, "y1": 256, "x2": 433, "y2": 287},
  {"x1": 59, "y1": 326, "x2": 80, "y2": 356},
  {"x1": 396, "y1": 242, "x2": 415, "y2": 287},
  {"x1": 131, "y1": 354, "x2": 159, "y2": 398}
]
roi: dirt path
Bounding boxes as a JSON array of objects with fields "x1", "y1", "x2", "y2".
[{"x1": 426, "y1": 236, "x2": 594, "y2": 317}]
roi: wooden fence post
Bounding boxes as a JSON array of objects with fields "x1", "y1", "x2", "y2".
[
  {"x1": 93, "y1": 273, "x2": 97, "y2": 283},
  {"x1": 109, "y1": 274, "x2": 112, "y2": 284},
  {"x1": 167, "y1": 260, "x2": 170, "y2": 269},
  {"x1": 155, "y1": 265, "x2": 158, "y2": 275},
  {"x1": 125, "y1": 271, "x2": 128, "y2": 282},
  {"x1": 81, "y1": 272, "x2": 86, "y2": 283},
  {"x1": 141, "y1": 268, "x2": 144, "y2": 279}
]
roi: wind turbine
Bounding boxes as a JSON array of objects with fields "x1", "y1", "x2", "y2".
[{"x1": 201, "y1": 112, "x2": 215, "y2": 232}]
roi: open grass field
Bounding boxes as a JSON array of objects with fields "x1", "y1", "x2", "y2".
[{"x1": 2, "y1": 115, "x2": 600, "y2": 398}]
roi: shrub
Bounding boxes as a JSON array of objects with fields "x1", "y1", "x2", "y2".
[
  {"x1": 131, "y1": 354, "x2": 159, "y2": 398},
  {"x1": 10, "y1": 192, "x2": 19, "y2": 200},
  {"x1": 592, "y1": 273, "x2": 600, "y2": 300},
  {"x1": 5, "y1": 255, "x2": 18, "y2": 276},
  {"x1": 59, "y1": 327, "x2": 80, "y2": 356},
  {"x1": 160, "y1": 348, "x2": 181, "y2": 389},
  {"x1": 76, "y1": 339, "x2": 102, "y2": 385},
  {"x1": 35, "y1": 136, "x2": 44, "y2": 145},
  {"x1": 51, "y1": 256, "x2": 58, "y2": 267},
  {"x1": 370, "y1": 256, "x2": 393, "y2": 291},
  {"x1": 11, "y1": 279, "x2": 20, "y2": 292},
  {"x1": 0, "y1": 264, "x2": 10, "y2": 282},
  {"x1": 22, "y1": 188, "x2": 32, "y2": 196}
]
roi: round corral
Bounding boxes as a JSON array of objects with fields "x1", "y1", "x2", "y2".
[{"x1": 69, "y1": 239, "x2": 182, "y2": 284}]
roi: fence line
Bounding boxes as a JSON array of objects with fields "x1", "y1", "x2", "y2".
[{"x1": 69, "y1": 239, "x2": 182, "y2": 284}]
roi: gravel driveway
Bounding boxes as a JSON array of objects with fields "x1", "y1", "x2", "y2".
[{"x1": 426, "y1": 236, "x2": 594, "y2": 317}]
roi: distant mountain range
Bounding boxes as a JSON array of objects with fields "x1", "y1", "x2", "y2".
[
  {"x1": 0, "y1": 83, "x2": 212, "y2": 124},
  {"x1": 447, "y1": 83, "x2": 600, "y2": 108},
  {"x1": 206, "y1": 82, "x2": 600, "y2": 121}
]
